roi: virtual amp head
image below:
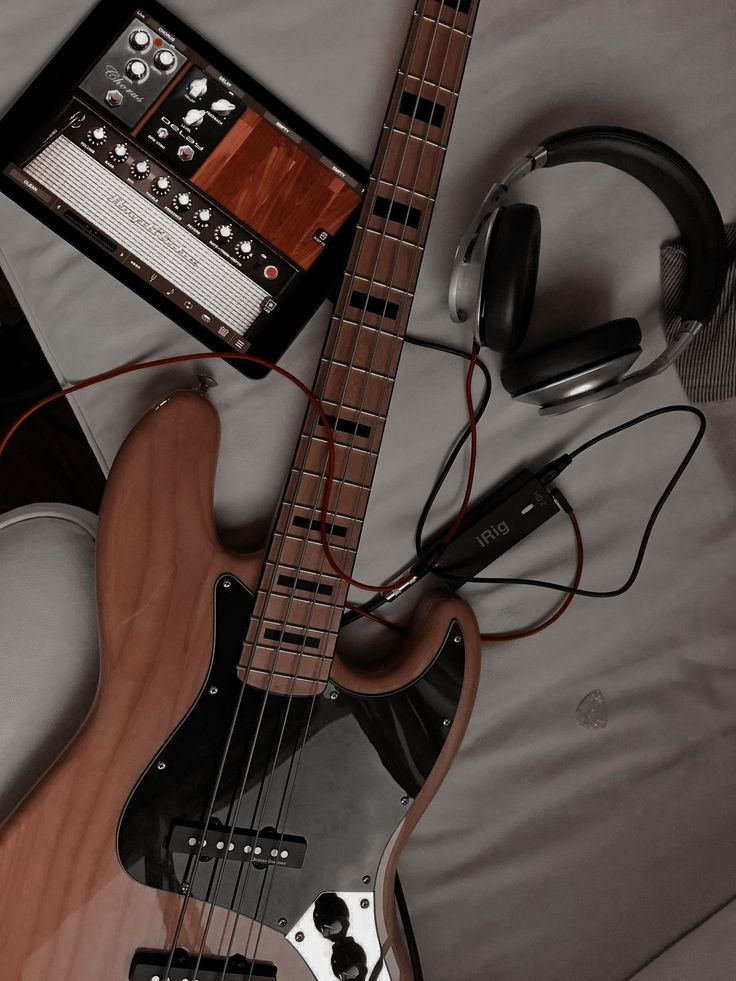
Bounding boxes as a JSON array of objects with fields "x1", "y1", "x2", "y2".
[{"x1": 22, "y1": 106, "x2": 292, "y2": 347}]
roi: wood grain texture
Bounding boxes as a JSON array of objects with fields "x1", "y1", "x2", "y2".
[
  {"x1": 0, "y1": 390, "x2": 308, "y2": 979},
  {"x1": 244, "y1": 0, "x2": 482, "y2": 689},
  {"x1": 193, "y1": 110, "x2": 361, "y2": 269},
  {"x1": 0, "y1": 390, "x2": 480, "y2": 980}
]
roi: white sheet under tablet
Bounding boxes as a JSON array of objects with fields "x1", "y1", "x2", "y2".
[{"x1": 1, "y1": 1, "x2": 735, "y2": 978}]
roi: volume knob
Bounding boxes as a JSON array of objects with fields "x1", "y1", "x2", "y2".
[
  {"x1": 235, "y1": 239, "x2": 253, "y2": 257},
  {"x1": 131, "y1": 160, "x2": 151, "y2": 180},
  {"x1": 151, "y1": 175, "x2": 172, "y2": 197},
  {"x1": 87, "y1": 126, "x2": 107, "y2": 146},
  {"x1": 125, "y1": 59, "x2": 148, "y2": 82},
  {"x1": 330, "y1": 939, "x2": 367, "y2": 981},
  {"x1": 193, "y1": 208, "x2": 212, "y2": 227},
  {"x1": 109, "y1": 142, "x2": 129, "y2": 163},
  {"x1": 215, "y1": 224, "x2": 233, "y2": 241},
  {"x1": 173, "y1": 192, "x2": 192, "y2": 211}
]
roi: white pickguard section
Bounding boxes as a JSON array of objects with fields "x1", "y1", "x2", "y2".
[{"x1": 287, "y1": 892, "x2": 392, "y2": 980}]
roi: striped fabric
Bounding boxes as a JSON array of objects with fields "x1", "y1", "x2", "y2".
[{"x1": 661, "y1": 222, "x2": 736, "y2": 402}]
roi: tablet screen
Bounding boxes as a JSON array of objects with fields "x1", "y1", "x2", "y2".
[{"x1": 0, "y1": 2, "x2": 365, "y2": 372}]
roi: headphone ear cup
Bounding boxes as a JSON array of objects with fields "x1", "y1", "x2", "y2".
[
  {"x1": 478, "y1": 203, "x2": 541, "y2": 352},
  {"x1": 500, "y1": 318, "x2": 643, "y2": 398}
]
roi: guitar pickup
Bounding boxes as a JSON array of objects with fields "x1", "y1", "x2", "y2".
[
  {"x1": 129, "y1": 950, "x2": 276, "y2": 980},
  {"x1": 167, "y1": 820, "x2": 307, "y2": 869}
]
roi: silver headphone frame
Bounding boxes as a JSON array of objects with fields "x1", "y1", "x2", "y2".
[{"x1": 448, "y1": 145, "x2": 707, "y2": 414}]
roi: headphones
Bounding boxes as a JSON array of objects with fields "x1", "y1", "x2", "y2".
[{"x1": 448, "y1": 126, "x2": 727, "y2": 414}]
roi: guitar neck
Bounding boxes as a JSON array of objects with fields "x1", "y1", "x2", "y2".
[{"x1": 241, "y1": 0, "x2": 481, "y2": 693}]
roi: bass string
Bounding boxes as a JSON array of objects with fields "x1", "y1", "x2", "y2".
[
  {"x1": 228, "y1": 2, "x2": 474, "y2": 975},
  {"x1": 178, "y1": 1, "x2": 474, "y2": 974},
  {"x1": 197, "y1": 6, "x2": 449, "y2": 973},
  {"x1": 159, "y1": 362, "x2": 341, "y2": 977},
  {"x1": 183, "y1": 14, "x2": 438, "y2": 959}
]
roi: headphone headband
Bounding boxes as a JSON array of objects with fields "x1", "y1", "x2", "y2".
[{"x1": 538, "y1": 126, "x2": 727, "y2": 323}]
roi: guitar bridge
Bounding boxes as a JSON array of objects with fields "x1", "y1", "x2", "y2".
[
  {"x1": 129, "y1": 950, "x2": 276, "y2": 980},
  {"x1": 168, "y1": 820, "x2": 307, "y2": 869}
]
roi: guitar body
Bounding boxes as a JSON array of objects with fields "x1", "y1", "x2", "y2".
[{"x1": 0, "y1": 391, "x2": 480, "y2": 981}]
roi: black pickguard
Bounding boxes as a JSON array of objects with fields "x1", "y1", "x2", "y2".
[{"x1": 117, "y1": 574, "x2": 465, "y2": 934}]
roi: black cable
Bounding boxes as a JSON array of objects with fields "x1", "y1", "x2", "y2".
[
  {"x1": 405, "y1": 334, "x2": 492, "y2": 560},
  {"x1": 340, "y1": 335, "x2": 491, "y2": 628},
  {"x1": 395, "y1": 872, "x2": 425, "y2": 981},
  {"x1": 430, "y1": 404, "x2": 706, "y2": 597}
]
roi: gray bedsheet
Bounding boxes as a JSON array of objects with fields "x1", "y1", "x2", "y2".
[{"x1": 1, "y1": 1, "x2": 736, "y2": 978}]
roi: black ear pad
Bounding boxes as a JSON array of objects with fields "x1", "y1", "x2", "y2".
[
  {"x1": 478, "y1": 203, "x2": 541, "y2": 352},
  {"x1": 540, "y1": 127, "x2": 727, "y2": 323},
  {"x1": 500, "y1": 317, "x2": 642, "y2": 397}
]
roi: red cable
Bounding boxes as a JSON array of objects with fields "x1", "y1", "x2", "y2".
[
  {"x1": 349, "y1": 509, "x2": 584, "y2": 638},
  {"x1": 480, "y1": 510, "x2": 584, "y2": 642},
  {"x1": 0, "y1": 348, "x2": 479, "y2": 597},
  {"x1": 321, "y1": 343, "x2": 480, "y2": 591}
]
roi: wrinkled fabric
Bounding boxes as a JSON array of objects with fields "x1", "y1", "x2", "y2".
[{"x1": 1, "y1": 1, "x2": 735, "y2": 978}]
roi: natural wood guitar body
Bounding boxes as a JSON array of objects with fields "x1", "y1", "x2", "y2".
[{"x1": 0, "y1": 391, "x2": 480, "y2": 980}]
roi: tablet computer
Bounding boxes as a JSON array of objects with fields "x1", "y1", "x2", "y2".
[{"x1": 0, "y1": 0, "x2": 367, "y2": 377}]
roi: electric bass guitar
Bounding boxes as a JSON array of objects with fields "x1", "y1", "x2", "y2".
[{"x1": 0, "y1": 2, "x2": 482, "y2": 978}]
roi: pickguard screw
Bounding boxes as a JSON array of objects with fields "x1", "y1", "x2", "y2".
[
  {"x1": 278, "y1": 917, "x2": 288, "y2": 928},
  {"x1": 295, "y1": 931, "x2": 304, "y2": 943},
  {"x1": 209, "y1": 686, "x2": 218, "y2": 695},
  {"x1": 362, "y1": 874, "x2": 371, "y2": 884},
  {"x1": 329, "y1": 690, "x2": 339, "y2": 700},
  {"x1": 442, "y1": 718, "x2": 452, "y2": 727},
  {"x1": 156, "y1": 761, "x2": 166, "y2": 770},
  {"x1": 223, "y1": 579, "x2": 232, "y2": 588},
  {"x1": 400, "y1": 795, "x2": 410, "y2": 806},
  {"x1": 360, "y1": 899, "x2": 370, "y2": 909},
  {"x1": 453, "y1": 635, "x2": 462, "y2": 644}
]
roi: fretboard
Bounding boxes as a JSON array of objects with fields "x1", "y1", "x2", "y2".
[{"x1": 240, "y1": 0, "x2": 481, "y2": 694}]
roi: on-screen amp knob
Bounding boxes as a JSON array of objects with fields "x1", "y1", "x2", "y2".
[
  {"x1": 172, "y1": 192, "x2": 192, "y2": 212},
  {"x1": 109, "y1": 143, "x2": 129, "y2": 163},
  {"x1": 86, "y1": 126, "x2": 107, "y2": 146},
  {"x1": 130, "y1": 160, "x2": 151, "y2": 180},
  {"x1": 151, "y1": 175, "x2": 172, "y2": 196},
  {"x1": 193, "y1": 208, "x2": 212, "y2": 227}
]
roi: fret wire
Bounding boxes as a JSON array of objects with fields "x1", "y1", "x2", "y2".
[
  {"x1": 247, "y1": 0, "x2": 480, "y2": 680},
  {"x1": 368, "y1": 178, "x2": 438, "y2": 202},
  {"x1": 341, "y1": 271, "x2": 417, "y2": 298},
  {"x1": 300, "y1": 1, "x2": 463, "y2": 621},
  {"x1": 262, "y1": 559, "x2": 342, "y2": 582},
  {"x1": 420, "y1": 13, "x2": 472, "y2": 36},
  {"x1": 399, "y1": 71, "x2": 460, "y2": 95},
  {"x1": 285, "y1": 468, "x2": 374, "y2": 490},
  {"x1": 353, "y1": 225, "x2": 427, "y2": 249},
  {"x1": 284, "y1": 8, "x2": 466, "y2": 555},
  {"x1": 381, "y1": 123, "x2": 444, "y2": 149},
  {"x1": 257, "y1": 618, "x2": 341, "y2": 638},
  {"x1": 253, "y1": 588, "x2": 338, "y2": 611},
  {"x1": 317, "y1": 359, "x2": 394, "y2": 382}
]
